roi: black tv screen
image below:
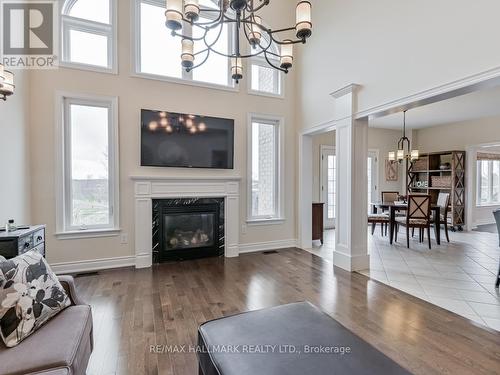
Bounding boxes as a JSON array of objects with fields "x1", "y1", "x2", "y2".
[{"x1": 141, "y1": 109, "x2": 234, "y2": 169}]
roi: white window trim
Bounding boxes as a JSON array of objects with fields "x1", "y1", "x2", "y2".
[
  {"x1": 60, "y1": 0, "x2": 118, "y2": 74},
  {"x1": 246, "y1": 113, "x2": 285, "y2": 224},
  {"x1": 247, "y1": 56, "x2": 285, "y2": 99},
  {"x1": 132, "y1": 0, "x2": 238, "y2": 92},
  {"x1": 476, "y1": 158, "x2": 500, "y2": 207},
  {"x1": 55, "y1": 91, "x2": 120, "y2": 239}
]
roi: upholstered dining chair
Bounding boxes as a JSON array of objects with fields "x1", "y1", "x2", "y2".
[
  {"x1": 494, "y1": 209, "x2": 500, "y2": 288},
  {"x1": 436, "y1": 192, "x2": 451, "y2": 242},
  {"x1": 379, "y1": 191, "x2": 400, "y2": 233},
  {"x1": 368, "y1": 213, "x2": 390, "y2": 236},
  {"x1": 395, "y1": 194, "x2": 432, "y2": 249},
  {"x1": 381, "y1": 191, "x2": 399, "y2": 204}
]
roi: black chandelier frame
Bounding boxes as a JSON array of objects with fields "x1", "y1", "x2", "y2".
[{"x1": 167, "y1": 0, "x2": 311, "y2": 77}]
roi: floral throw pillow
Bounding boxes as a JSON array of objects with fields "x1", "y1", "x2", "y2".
[{"x1": 0, "y1": 251, "x2": 71, "y2": 347}]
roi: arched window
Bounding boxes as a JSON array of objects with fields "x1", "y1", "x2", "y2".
[
  {"x1": 249, "y1": 32, "x2": 283, "y2": 97},
  {"x1": 134, "y1": 0, "x2": 233, "y2": 88},
  {"x1": 61, "y1": 0, "x2": 117, "y2": 72}
]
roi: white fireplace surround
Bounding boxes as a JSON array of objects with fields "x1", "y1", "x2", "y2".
[{"x1": 132, "y1": 176, "x2": 241, "y2": 268}]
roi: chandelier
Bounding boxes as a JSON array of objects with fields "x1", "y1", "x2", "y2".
[
  {"x1": 0, "y1": 64, "x2": 15, "y2": 101},
  {"x1": 388, "y1": 111, "x2": 419, "y2": 163},
  {"x1": 164, "y1": 0, "x2": 312, "y2": 83}
]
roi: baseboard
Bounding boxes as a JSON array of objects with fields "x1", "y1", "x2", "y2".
[
  {"x1": 471, "y1": 219, "x2": 496, "y2": 229},
  {"x1": 50, "y1": 255, "x2": 136, "y2": 275},
  {"x1": 238, "y1": 239, "x2": 297, "y2": 254},
  {"x1": 50, "y1": 240, "x2": 297, "y2": 273}
]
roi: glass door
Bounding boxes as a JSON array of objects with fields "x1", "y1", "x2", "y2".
[
  {"x1": 321, "y1": 146, "x2": 336, "y2": 229},
  {"x1": 367, "y1": 151, "x2": 378, "y2": 213}
]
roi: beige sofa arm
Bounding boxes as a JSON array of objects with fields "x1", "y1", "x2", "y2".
[{"x1": 58, "y1": 275, "x2": 87, "y2": 306}]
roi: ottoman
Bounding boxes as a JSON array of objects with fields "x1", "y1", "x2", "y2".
[{"x1": 198, "y1": 302, "x2": 410, "y2": 375}]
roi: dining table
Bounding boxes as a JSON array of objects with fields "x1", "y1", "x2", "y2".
[{"x1": 371, "y1": 202, "x2": 442, "y2": 245}]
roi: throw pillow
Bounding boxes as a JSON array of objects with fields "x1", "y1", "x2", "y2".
[{"x1": 0, "y1": 251, "x2": 71, "y2": 347}]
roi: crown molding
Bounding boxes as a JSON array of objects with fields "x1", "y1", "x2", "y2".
[
  {"x1": 356, "y1": 65, "x2": 500, "y2": 120},
  {"x1": 330, "y1": 83, "x2": 362, "y2": 99}
]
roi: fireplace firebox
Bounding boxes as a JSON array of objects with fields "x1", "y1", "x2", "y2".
[{"x1": 152, "y1": 198, "x2": 224, "y2": 262}]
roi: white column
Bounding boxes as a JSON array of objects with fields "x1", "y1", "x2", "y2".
[
  {"x1": 298, "y1": 134, "x2": 313, "y2": 249},
  {"x1": 332, "y1": 85, "x2": 370, "y2": 272}
]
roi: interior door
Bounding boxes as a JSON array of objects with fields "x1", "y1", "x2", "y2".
[{"x1": 321, "y1": 146, "x2": 336, "y2": 229}]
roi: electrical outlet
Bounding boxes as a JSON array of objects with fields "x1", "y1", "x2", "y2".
[
  {"x1": 120, "y1": 233, "x2": 128, "y2": 244},
  {"x1": 241, "y1": 224, "x2": 247, "y2": 234}
]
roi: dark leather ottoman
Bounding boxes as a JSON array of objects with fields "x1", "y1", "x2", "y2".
[{"x1": 198, "y1": 302, "x2": 410, "y2": 375}]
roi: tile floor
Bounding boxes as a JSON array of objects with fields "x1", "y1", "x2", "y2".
[{"x1": 308, "y1": 228, "x2": 500, "y2": 331}]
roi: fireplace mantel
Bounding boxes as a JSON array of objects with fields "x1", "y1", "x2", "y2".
[{"x1": 132, "y1": 176, "x2": 240, "y2": 268}]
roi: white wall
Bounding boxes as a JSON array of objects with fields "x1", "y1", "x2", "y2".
[
  {"x1": 28, "y1": 0, "x2": 298, "y2": 265},
  {"x1": 0, "y1": 70, "x2": 31, "y2": 225},
  {"x1": 297, "y1": 0, "x2": 500, "y2": 131},
  {"x1": 415, "y1": 116, "x2": 500, "y2": 226},
  {"x1": 311, "y1": 128, "x2": 403, "y2": 202}
]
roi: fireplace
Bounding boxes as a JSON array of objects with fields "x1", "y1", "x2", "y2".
[{"x1": 152, "y1": 198, "x2": 224, "y2": 262}]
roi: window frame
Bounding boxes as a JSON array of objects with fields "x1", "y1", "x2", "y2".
[
  {"x1": 476, "y1": 158, "x2": 500, "y2": 207},
  {"x1": 247, "y1": 34, "x2": 284, "y2": 98},
  {"x1": 246, "y1": 113, "x2": 285, "y2": 225},
  {"x1": 60, "y1": 0, "x2": 118, "y2": 74},
  {"x1": 55, "y1": 92, "x2": 120, "y2": 239},
  {"x1": 132, "y1": 0, "x2": 238, "y2": 92}
]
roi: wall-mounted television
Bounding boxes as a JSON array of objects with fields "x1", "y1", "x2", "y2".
[{"x1": 141, "y1": 109, "x2": 234, "y2": 169}]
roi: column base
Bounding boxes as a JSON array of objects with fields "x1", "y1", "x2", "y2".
[{"x1": 332, "y1": 251, "x2": 370, "y2": 272}]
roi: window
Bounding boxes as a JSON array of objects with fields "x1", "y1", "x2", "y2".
[
  {"x1": 248, "y1": 115, "x2": 284, "y2": 222},
  {"x1": 135, "y1": 0, "x2": 233, "y2": 88},
  {"x1": 56, "y1": 93, "x2": 119, "y2": 237},
  {"x1": 477, "y1": 159, "x2": 500, "y2": 206},
  {"x1": 61, "y1": 0, "x2": 117, "y2": 72},
  {"x1": 249, "y1": 36, "x2": 283, "y2": 97}
]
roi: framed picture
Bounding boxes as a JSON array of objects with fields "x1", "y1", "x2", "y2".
[{"x1": 385, "y1": 160, "x2": 398, "y2": 181}]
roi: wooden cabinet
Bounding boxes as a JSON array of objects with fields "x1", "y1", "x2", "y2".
[
  {"x1": 0, "y1": 225, "x2": 46, "y2": 259},
  {"x1": 409, "y1": 151, "x2": 466, "y2": 230},
  {"x1": 312, "y1": 203, "x2": 324, "y2": 244}
]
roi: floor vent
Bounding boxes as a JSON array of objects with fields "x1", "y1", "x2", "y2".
[
  {"x1": 74, "y1": 271, "x2": 99, "y2": 278},
  {"x1": 263, "y1": 250, "x2": 279, "y2": 255}
]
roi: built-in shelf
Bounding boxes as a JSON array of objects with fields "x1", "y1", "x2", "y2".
[{"x1": 409, "y1": 150, "x2": 466, "y2": 229}]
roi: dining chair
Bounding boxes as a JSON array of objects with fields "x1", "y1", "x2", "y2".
[
  {"x1": 436, "y1": 192, "x2": 451, "y2": 242},
  {"x1": 381, "y1": 191, "x2": 399, "y2": 204},
  {"x1": 395, "y1": 194, "x2": 432, "y2": 249},
  {"x1": 380, "y1": 191, "x2": 400, "y2": 233},
  {"x1": 494, "y1": 209, "x2": 500, "y2": 288},
  {"x1": 368, "y1": 213, "x2": 390, "y2": 236}
]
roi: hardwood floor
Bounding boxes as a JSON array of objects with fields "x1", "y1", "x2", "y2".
[{"x1": 74, "y1": 248, "x2": 500, "y2": 375}]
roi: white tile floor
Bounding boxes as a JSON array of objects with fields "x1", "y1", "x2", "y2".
[{"x1": 308, "y1": 228, "x2": 500, "y2": 332}]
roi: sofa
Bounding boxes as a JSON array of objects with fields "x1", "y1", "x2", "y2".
[{"x1": 0, "y1": 276, "x2": 93, "y2": 375}]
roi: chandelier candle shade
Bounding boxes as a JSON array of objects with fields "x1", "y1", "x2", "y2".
[
  {"x1": 165, "y1": 0, "x2": 183, "y2": 30},
  {"x1": 164, "y1": 0, "x2": 312, "y2": 84},
  {"x1": 181, "y1": 38, "x2": 195, "y2": 68},
  {"x1": 0, "y1": 65, "x2": 15, "y2": 101},
  {"x1": 231, "y1": 57, "x2": 243, "y2": 82},
  {"x1": 280, "y1": 41, "x2": 293, "y2": 69},
  {"x1": 184, "y1": 0, "x2": 200, "y2": 20},
  {"x1": 295, "y1": 1, "x2": 312, "y2": 39}
]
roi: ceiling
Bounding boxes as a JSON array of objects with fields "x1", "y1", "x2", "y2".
[{"x1": 370, "y1": 85, "x2": 500, "y2": 130}]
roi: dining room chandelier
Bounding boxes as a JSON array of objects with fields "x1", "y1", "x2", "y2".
[
  {"x1": 0, "y1": 64, "x2": 15, "y2": 101},
  {"x1": 388, "y1": 111, "x2": 419, "y2": 162},
  {"x1": 165, "y1": 0, "x2": 312, "y2": 83}
]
